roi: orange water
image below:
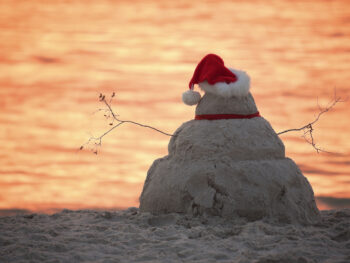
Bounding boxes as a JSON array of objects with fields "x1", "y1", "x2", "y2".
[{"x1": 0, "y1": 0, "x2": 349, "y2": 213}]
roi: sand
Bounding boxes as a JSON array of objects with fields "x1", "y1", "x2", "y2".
[
  {"x1": 140, "y1": 92, "x2": 320, "y2": 224},
  {"x1": 0, "y1": 208, "x2": 349, "y2": 263}
]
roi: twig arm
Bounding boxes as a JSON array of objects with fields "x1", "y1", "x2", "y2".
[
  {"x1": 80, "y1": 92, "x2": 173, "y2": 154},
  {"x1": 277, "y1": 90, "x2": 344, "y2": 153}
]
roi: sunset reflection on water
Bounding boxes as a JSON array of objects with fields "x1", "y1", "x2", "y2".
[{"x1": 0, "y1": 0, "x2": 349, "y2": 213}]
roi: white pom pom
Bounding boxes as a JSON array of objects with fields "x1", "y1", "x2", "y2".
[{"x1": 182, "y1": 90, "x2": 201, "y2": 105}]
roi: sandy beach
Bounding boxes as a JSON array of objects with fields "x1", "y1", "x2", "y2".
[{"x1": 0, "y1": 208, "x2": 349, "y2": 263}]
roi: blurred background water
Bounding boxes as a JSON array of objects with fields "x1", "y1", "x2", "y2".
[{"x1": 0, "y1": 0, "x2": 349, "y2": 214}]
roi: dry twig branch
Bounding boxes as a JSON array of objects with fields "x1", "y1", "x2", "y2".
[
  {"x1": 80, "y1": 93, "x2": 173, "y2": 154},
  {"x1": 80, "y1": 90, "x2": 343, "y2": 154},
  {"x1": 277, "y1": 89, "x2": 345, "y2": 153}
]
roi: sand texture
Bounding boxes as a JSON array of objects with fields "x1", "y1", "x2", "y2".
[
  {"x1": 140, "y1": 93, "x2": 320, "y2": 224},
  {"x1": 0, "y1": 208, "x2": 349, "y2": 263},
  {"x1": 195, "y1": 93, "x2": 258, "y2": 115}
]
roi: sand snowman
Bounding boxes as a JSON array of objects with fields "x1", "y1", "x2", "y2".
[{"x1": 140, "y1": 54, "x2": 320, "y2": 224}]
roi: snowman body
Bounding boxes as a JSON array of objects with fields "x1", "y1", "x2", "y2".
[{"x1": 140, "y1": 92, "x2": 320, "y2": 224}]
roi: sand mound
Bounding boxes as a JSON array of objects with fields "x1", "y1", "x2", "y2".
[
  {"x1": 140, "y1": 93, "x2": 320, "y2": 224},
  {"x1": 0, "y1": 209, "x2": 349, "y2": 262}
]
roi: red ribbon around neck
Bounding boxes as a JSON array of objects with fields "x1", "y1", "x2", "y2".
[{"x1": 195, "y1": 112, "x2": 261, "y2": 120}]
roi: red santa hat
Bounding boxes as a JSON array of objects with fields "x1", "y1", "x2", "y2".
[{"x1": 182, "y1": 54, "x2": 250, "y2": 105}]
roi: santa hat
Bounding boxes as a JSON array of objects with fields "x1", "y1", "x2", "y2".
[{"x1": 182, "y1": 54, "x2": 250, "y2": 105}]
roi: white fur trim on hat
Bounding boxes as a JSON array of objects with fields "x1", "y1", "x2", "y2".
[
  {"x1": 182, "y1": 89, "x2": 201, "y2": 105},
  {"x1": 198, "y1": 68, "x2": 250, "y2": 98}
]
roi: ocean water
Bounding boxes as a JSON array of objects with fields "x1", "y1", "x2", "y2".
[{"x1": 0, "y1": 0, "x2": 349, "y2": 212}]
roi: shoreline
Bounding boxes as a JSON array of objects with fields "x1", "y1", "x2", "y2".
[{"x1": 1, "y1": 195, "x2": 350, "y2": 217}]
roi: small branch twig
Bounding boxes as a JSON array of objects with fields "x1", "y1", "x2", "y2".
[
  {"x1": 101, "y1": 94, "x2": 173, "y2": 137},
  {"x1": 277, "y1": 89, "x2": 345, "y2": 153},
  {"x1": 80, "y1": 92, "x2": 173, "y2": 154}
]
